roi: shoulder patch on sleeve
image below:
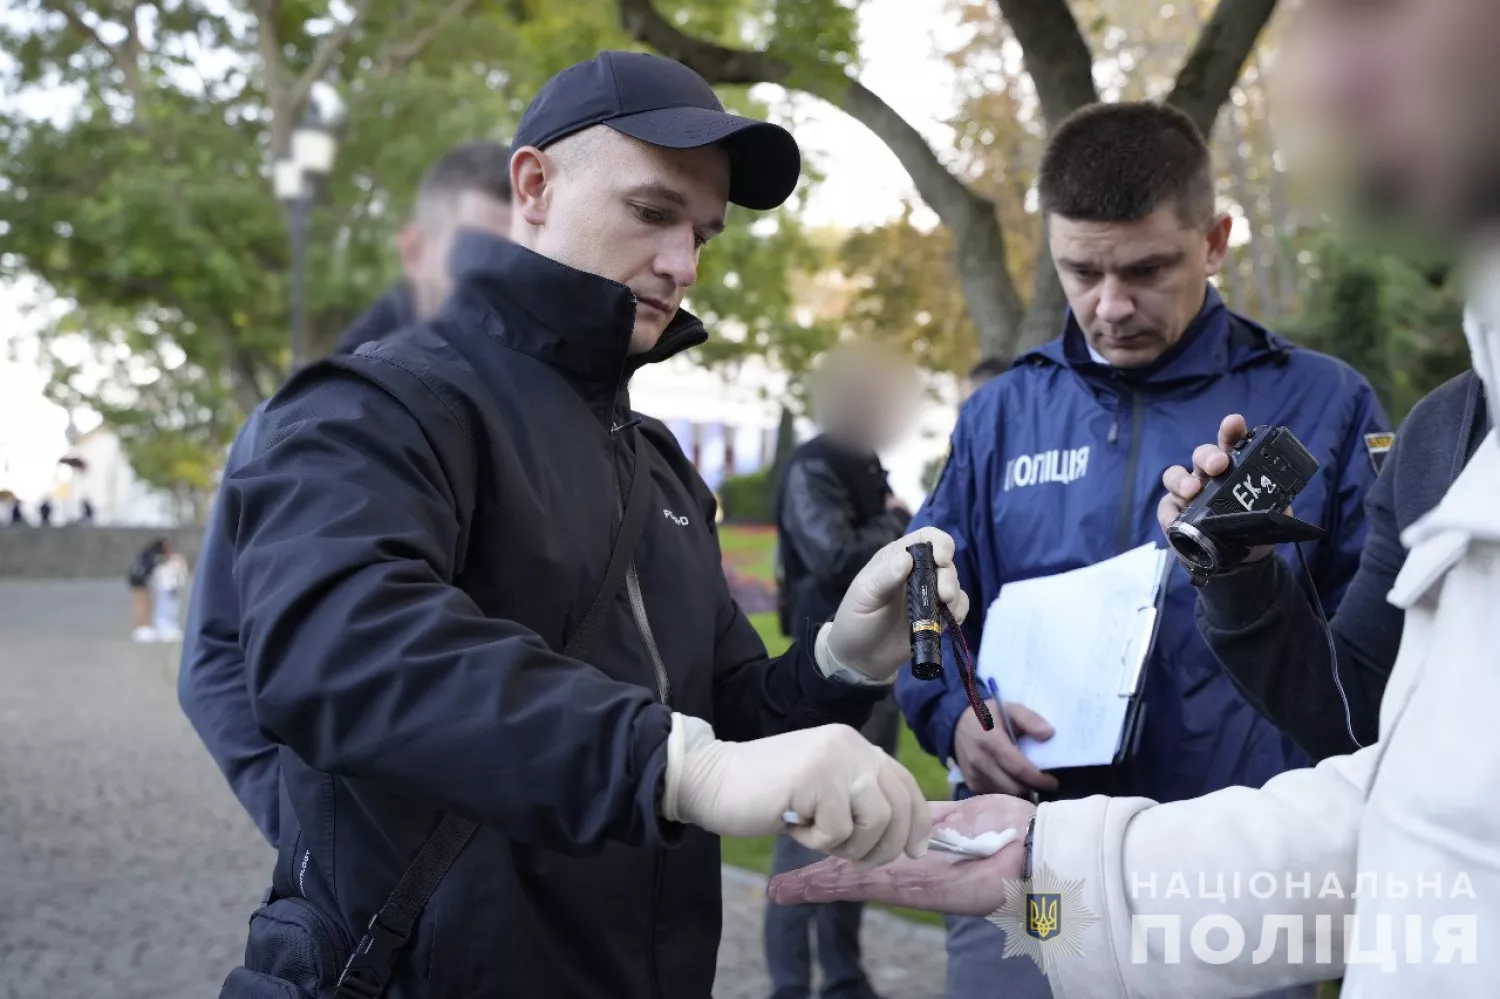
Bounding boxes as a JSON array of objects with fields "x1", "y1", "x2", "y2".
[{"x1": 1364, "y1": 431, "x2": 1395, "y2": 474}]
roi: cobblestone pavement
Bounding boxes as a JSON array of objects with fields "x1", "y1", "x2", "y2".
[{"x1": 0, "y1": 579, "x2": 945, "y2": 999}]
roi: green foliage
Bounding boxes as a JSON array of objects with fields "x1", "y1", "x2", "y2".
[
  {"x1": 765, "y1": 0, "x2": 865, "y2": 96},
  {"x1": 717, "y1": 468, "x2": 778, "y2": 524},
  {"x1": 0, "y1": 0, "x2": 838, "y2": 499},
  {"x1": 1283, "y1": 231, "x2": 1468, "y2": 425},
  {"x1": 719, "y1": 522, "x2": 779, "y2": 583},
  {"x1": 840, "y1": 206, "x2": 981, "y2": 374}
]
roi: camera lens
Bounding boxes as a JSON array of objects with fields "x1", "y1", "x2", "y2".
[{"x1": 1166, "y1": 521, "x2": 1219, "y2": 573}]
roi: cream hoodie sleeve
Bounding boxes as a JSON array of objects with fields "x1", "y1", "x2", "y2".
[
  {"x1": 1032, "y1": 428, "x2": 1500, "y2": 999},
  {"x1": 1032, "y1": 754, "x2": 1370, "y2": 998}
]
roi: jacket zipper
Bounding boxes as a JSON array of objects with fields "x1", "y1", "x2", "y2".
[
  {"x1": 608, "y1": 434, "x2": 672, "y2": 706},
  {"x1": 606, "y1": 300, "x2": 672, "y2": 707},
  {"x1": 626, "y1": 562, "x2": 672, "y2": 704},
  {"x1": 1115, "y1": 387, "x2": 1145, "y2": 553}
]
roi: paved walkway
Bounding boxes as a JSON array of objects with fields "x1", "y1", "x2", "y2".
[{"x1": 0, "y1": 580, "x2": 946, "y2": 998}]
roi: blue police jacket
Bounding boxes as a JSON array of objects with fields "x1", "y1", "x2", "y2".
[{"x1": 899, "y1": 286, "x2": 1390, "y2": 804}]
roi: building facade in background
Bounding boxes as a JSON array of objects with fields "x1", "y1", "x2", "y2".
[
  {"x1": 630, "y1": 354, "x2": 957, "y2": 511},
  {"x1": 54, "y1": 424, "x2": 178, "y2": 527}
]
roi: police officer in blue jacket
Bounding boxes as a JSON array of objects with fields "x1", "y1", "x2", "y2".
[{"x1": 896, "y1": 101, "x2": 1389, "y2": 999}]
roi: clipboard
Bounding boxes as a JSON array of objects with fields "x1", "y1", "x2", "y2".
[
  {"x1": 976, "y1": 542, "x2": 1175, "y2": 773},
  {"x1": 1112, "y1": 551, "x2": 1174, "y2": 765}
]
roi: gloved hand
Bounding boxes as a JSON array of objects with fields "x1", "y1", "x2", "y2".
[
  {"x1": 822, "y1": 526, "x2": 969, "y2": 684},
  {"x1": 662, "y1": 715, "x2": 930, "y2": 868}
]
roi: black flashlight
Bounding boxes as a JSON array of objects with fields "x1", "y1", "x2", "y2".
[{"x1": 907, "y1": 541, "x2": 943, "y2": 680}]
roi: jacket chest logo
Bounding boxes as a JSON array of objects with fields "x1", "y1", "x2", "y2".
[
  {"x1": 663, "y1": 508, "x2": 690, "y2": 527},
  {"x1": 1003, "y1": 446, "x2": 1091, "y2": 492}
]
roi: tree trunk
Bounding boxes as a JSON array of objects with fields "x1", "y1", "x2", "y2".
[
  {"x1": 1167, "y1": 0, "x2": 1281, "y2": 136},
  {"x1": 618, "y1": 0, "x2": 1030, "y2": 357},
  {"x1": 1221, "y1": 101, "x2": 1275, "y2": 318},
  {"x1": 992, "y1": 0, "x2": 1099, "y2": 127},
  {"x1": 1260, "y1": 99, "x2": 1301, "y2": 314},
  {"x1": 617, "y1": 0, "x2": 1280, "y2": 366},
  {"x1": 1268, "y1": 156, "x2": 1299, "y2": 315},
  {"x1": 1018, "y1": 229, "x2": 1067, "y2": 354}
]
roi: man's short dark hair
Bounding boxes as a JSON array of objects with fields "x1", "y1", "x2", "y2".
[
  {"x1": 1037, "y1": 102, "x2": 1215, "y2": 229},
  {"x1": 415, "y1": 139, "x2": 513, "y2": 215}
]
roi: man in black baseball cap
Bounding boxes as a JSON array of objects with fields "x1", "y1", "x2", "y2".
[
  {"x1": 505, "y1": 49, "x2": 802, "y2": 357},
  {"x1": 216, "y1": 49, "x2": 962, "y2": 999},
  {"x1": 512, "y1": 49, "x2": 801, "y2": 211}
]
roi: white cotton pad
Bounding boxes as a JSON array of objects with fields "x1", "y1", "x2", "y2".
[{"x1": 929, "y1": 826, "x2": 1019, "y2": 858}]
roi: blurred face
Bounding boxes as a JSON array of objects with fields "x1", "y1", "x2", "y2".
[
  {"x1": 1296, "y1": 0, "x2": 1500, "y2": 234},
  {"x1": 512, "y1": 127, "x2": 729, "y2": 355},
  {"x1": 1049, "y1": 206, "x2": 1231, "y2": 368},
  {"x1": 399, "y1": 190, "x2": 513, "y2": 320},
  {"x1": 819, "y1": 354, "x2": 917, "y2": 453}
]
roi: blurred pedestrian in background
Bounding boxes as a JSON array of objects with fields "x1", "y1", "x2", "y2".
[
  {"x1": 126, "y1": 537, "x2": 173, "y2": 643},
  {"x1": 178, "y1": 138, "x2": 515, "y2": 848},
  {"x1": 766, "y1": 341, "x2": 919, "y2": 999},
  {"x1": 150, "y1": 540, "x2": 189, "y2": 643}
]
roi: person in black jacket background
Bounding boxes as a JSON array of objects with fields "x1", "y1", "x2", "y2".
[
  {"x1": 1158, "y1": 370, "x2": 1489, "y2": 761},
  {"x1": 767, "y1": 343, "x2": 918, "y2": 999},
  {"x1": 178, "y1": 139, "x2": 514, "y2": 847}
]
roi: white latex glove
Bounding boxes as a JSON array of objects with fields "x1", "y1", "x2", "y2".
[
  {"x1": 823, "y1": 526, "x2": 969, "y2": 683},
  {"x1": 661, "y1": 715, "x2": 930, "y2": 868}
]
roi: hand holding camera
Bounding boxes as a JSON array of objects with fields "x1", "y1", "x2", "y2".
[
  {"x1": 1157, "y1": 414, "x2": 1324, "y2": 585},
  {"x1": 1158, "y1": 415, "x2": 1276, "y2": 562}
]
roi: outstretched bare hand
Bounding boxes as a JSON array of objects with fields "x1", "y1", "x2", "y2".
[{"x1": 766, "y1": 796, "x2": 1036, "y2": 917}]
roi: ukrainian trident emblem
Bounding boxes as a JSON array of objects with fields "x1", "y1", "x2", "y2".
[{"x1": 1026, "y1": 892, "x2": 1062, "y2": 941}]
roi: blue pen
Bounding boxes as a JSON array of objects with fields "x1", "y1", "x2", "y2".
[
  {"x1": 983, "y1": 676, "x2": 1020, "y2": 746},
  {"x1": 983, "y1": 676, "x2": 1039, "y2": 803}
]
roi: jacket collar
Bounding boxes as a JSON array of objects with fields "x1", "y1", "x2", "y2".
[
  {"x1": 331, "y1": 283, "x2": 415, "y2": 356},
  {"x1": 1022, "y1": 284, "x2": 1288, "y2": 385},
  {"x1": 442, "y1": 229, "x2": 708, "y2": 393}
]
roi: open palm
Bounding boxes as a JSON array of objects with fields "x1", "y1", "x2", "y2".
[{"x1": 767, "y1": 796, "x2": 1036, "y2": 917}]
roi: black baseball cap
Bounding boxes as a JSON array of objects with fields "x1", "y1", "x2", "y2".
[{"x1": 511, "y1": 50, "x2": 801, "y2": 211}]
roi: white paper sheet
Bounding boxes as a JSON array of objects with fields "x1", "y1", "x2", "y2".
[{"x1": 974, "y1": 543, "x2": 1171, "y2": 770}]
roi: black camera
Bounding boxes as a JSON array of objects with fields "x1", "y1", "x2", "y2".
[{"x1": 1165, "y1": 424, "x2": 1326, "y2": 585}]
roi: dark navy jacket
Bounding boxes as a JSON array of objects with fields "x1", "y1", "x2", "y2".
[
  {"x1": 1197, "y1": 369, "x2": 1488, "y2": 761},
  {"x1": 898, "y1": 287, "x2": 1389, "y2": 804},
  {"x1": 178, "y1": 285, "x2": 412, "y2": 846},
  {"x1": 221, "y1": 233, "x2": 884, "y2": 998}
]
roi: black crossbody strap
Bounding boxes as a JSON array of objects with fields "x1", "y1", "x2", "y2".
[
  {"x1": 558, "y1": 428, "x2": 653, "y2": 663},
  {"x1": 335, "y1": 429, "x2": 654, "y2": 999}
]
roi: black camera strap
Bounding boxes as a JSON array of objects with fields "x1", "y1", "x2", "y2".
[{"x1": 334, "y1": 428, "x2": 655, "y2": 999}]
